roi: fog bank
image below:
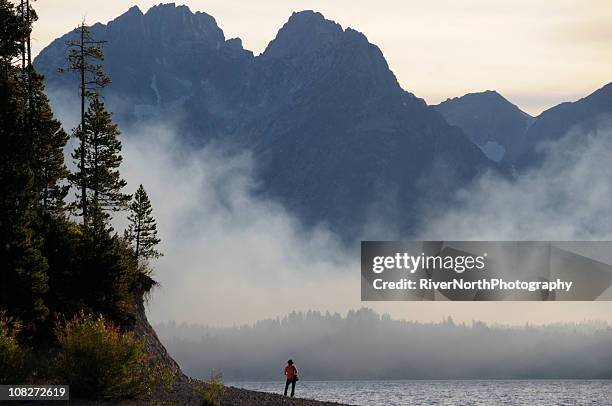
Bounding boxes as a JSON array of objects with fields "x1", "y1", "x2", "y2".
[{"x1": 155, "y1": 308, "x2": 612, "y2": 380}]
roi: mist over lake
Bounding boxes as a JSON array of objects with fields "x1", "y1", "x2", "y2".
[{"x1": 155, "y1": 309, "x2": 612, "y2": 381}]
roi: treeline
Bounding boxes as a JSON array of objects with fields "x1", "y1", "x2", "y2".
[
  {"x1": 0, "y1": 0, "x2": 161, "y2": 346},
  {"x1": 156, "y1": 308, "x2": 612, "y2": 380}
]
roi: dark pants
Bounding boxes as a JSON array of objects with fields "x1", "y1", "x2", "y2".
[{"x1": 284, "y1": 378, "x2": 296, "y2": 397}]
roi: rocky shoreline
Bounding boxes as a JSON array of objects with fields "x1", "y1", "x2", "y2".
[
  {"x1": 219, "y1": 384, "x2": 351, "y2": 406},
  {"x1": 63, "y1": 378, "x2": 351, "y2": 405}
]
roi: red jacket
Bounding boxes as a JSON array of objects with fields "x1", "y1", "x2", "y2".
[{"x1": 284, "y1": 365, "x2": 297, "y2": 379}]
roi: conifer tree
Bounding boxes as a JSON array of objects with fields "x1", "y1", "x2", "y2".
[
  {"x1": 0, "y1": 0, "x2": 49, "y2": 335},
  {"x1": 0, "y1": 1, "x2": 27, "y2": 61},
  {"x1": 13, "y1": 1, "x2": 68, "y2": 213},
  {"x1": 69, "y1": 97, "x2": 130, "y2": 240},
  {"x1": 125, "y1": 185, "x2": 162, "y2": 261},
  {"x1": 29, "y1": 70, "x2": 70, "y2": 213},
  {"x1": 62, "y1": 22, "x2": 110, "y2": 222}
]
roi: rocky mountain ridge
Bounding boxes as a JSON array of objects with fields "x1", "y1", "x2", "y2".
[{"x1": 35, "y1": 4, "x2": 499, "y2": 238}]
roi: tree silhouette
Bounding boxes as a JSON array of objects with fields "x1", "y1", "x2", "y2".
[
  {"x1": 70, "y1": 97, "x2": 130, "y2": 241},
  {"x1": 61, "y1": 22, "x2": 110, "y2": 223},
  {"x1": 29, "y1": 70, "x2": 69, "y2": 213},
  {"x1": 0, "y1": 0, "x2": 49, "y2": 335},
  {"x1": 126, "y1": 185, "x2": 162, "y2": 262}
]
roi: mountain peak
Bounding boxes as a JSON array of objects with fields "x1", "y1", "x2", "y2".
[
  {"x1": 142, "y1": 3, "x2": 217, "y2": 24},
  {"x1": 263, "y1": 10, "x2": 344, "y2": 59},
  {"x1": 459, "y1": 89, "x2": 503, "y2": 101},
  {"x1": 435, "y1": 90, "x2": 534, "y2": 162},
  {"x1": 125, "y1": 5, "x2": 143, "y2": 16},
  {"x1": 479, "y1": 90, "x2": 516, "y2": 106},
  {"x1": 146, "y1": 2, "x2": 188, "y2": 13},
  {"x1": 109, "y1": 5, "x2": 143, "y2": 25},
  {"x1": 440, "y1": 90, "x2": 530, "y2": 117},
  {"x1": 127, "y1": 3, "x2": 225, "y2": 46},
  {"x1": 482, "y1": 89, "x2": 501, "y2": 97},
  {"x1": 287, "y1": 10, "x2": 334, "y2": 26}
]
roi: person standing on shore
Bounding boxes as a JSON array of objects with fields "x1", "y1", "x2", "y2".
[{"x1": 283, "y1": 359, "x2": 299, "y2": 397}]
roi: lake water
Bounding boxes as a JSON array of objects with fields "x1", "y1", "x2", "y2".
[{"x1": 228, "y1": 380, "x2": 612, "y2": 405}]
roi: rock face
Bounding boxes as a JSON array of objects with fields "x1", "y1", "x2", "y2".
[
  {"x1": 35, "y1": 4, "x2": 499, "y2": 239},
  {"x1": 129, "y1": 292, "x2": 203, "y2": 405},
  {"x1": 132, "y1": 295, "x2": 181, "y2": 377},
  {"x1": 435, "y1": 90, "x2": 534, "y2": 163}
]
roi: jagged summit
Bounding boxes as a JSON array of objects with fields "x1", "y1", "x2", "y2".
[
  {"x1": 76, "y1": 3, "x2": 226, "y2": 51},
  {"x1": 285, "y1": 10, "x2": 343, "y2": 33},
  {"x1": 262, "y1": 10, "x2": 346, "y2": 59},
  {"x1": 137, "y1": 3, "x2": 224, "y2": 45},
  {"x1": 144, "y1": 2, "x2": 206, "y2": 19},
  {"x1": 261, "y1": 9, "x2": 374, "y2": 62},
  {"x1": 146, "y1": 2, "x2": 192, "y2": 14}
]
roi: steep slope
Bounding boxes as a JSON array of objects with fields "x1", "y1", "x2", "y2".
[
  {"x1": 35, "y1": 4, "x2": 498, "y2": 239},
  {"x1": 435, "y1": 90, "x2": 533, "y2": 163},
  {"x1": 513, "y1": 83, "x2": 612, "y2": 168}
]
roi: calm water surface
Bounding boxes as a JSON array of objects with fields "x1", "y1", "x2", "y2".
[{"x1": 228, "y1": 380, "x2": 612, "y2": 405}]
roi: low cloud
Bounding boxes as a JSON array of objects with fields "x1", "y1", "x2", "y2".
[
  {"x1": 118, "y1": 123, "x2": 358, "y2": 326},
  {"x1": 122, "y1": 120, "x2": 612, "y2": 326},
  {"x1": 417, "y1": 121, "x2": 612, "y2": 241}
]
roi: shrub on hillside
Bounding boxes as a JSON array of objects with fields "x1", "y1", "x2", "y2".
[
  {"x1": 0, "y1": 312, "x2": 31, "y2": 384},
  {"x1": 199, "y1": 370, "x2": 225, "y2": 406},
  {"x1": 52, "y1": 312, "x2": 164, "y2": 399}
]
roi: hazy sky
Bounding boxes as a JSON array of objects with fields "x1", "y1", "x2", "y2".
[{"x1": 31, "y1": 0, "x2": 612, "y2": 116}]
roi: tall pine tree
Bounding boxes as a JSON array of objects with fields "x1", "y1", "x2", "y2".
[
  {"x1": 62, "y1": 22, "x2": 110, "y2": 223},
  {"x1": 125, "y1": 185, "x2": 162, "y2": 262},
  {"x1": 70, "y1": 97, "x2": 130, "y2": 241}
]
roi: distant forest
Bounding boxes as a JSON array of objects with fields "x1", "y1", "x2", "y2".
[{"x1": 156, "y1": 308, "x2": 612, "y2": 381}]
